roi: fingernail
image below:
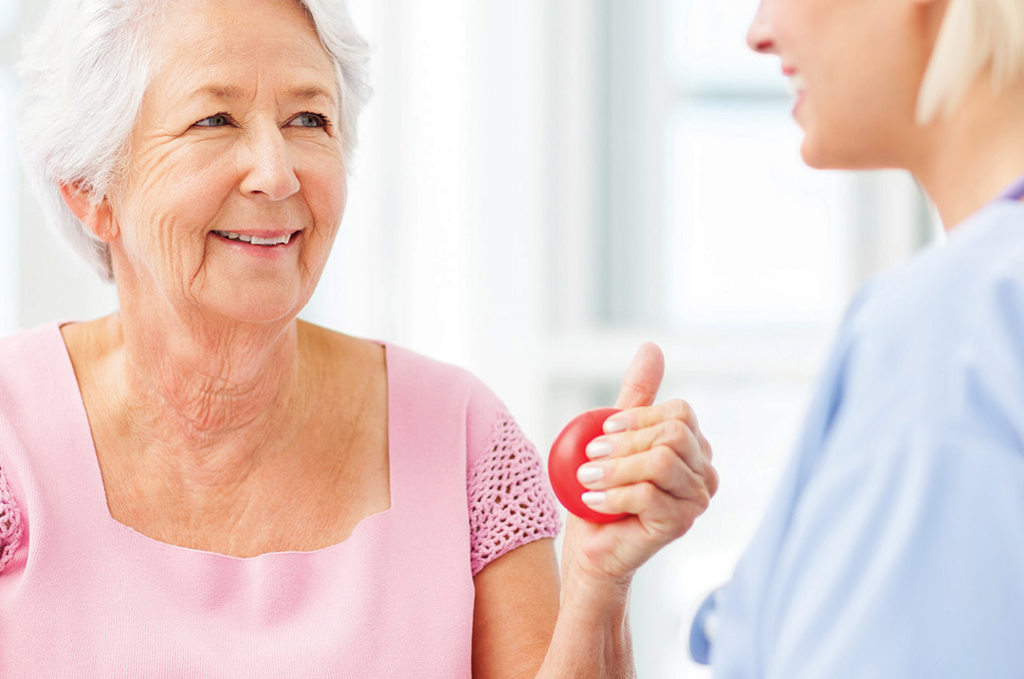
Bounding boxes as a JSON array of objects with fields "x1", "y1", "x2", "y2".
[
  {"x1": 581, "y1": 491, "x2": 607, "y2": 507},
  {"x1": 603, "y1": 417, "x2": 627, "y2": 433},
  {"x1": 577, "y1": 464, "x2": 605, "y2": 484},
  {"x1": 586, "y1": 440, "x2": 613, "y2": 458}
]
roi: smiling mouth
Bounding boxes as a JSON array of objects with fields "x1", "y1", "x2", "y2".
[
  {"x1": 211, "y1": 230, "x2": 298, "y2": 246},
  {"x1": 786, "y1": 73, "x2": 806, "y2": 98}
]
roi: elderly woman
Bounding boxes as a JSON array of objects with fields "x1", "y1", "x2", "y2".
[
  {"x1": 690, "y1": 0, "x2": 1024, "y2": 676},
  {"x1": 0, "y1": 0, "x2": 718, "y2": 676}
]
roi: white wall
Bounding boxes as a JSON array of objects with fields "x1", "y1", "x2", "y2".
[{"x1": 6, "y1": 0, "x2": 119, "y2": 332}]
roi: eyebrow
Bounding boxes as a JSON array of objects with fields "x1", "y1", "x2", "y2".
[
  {"x1": 187, "y1": 84, "x2": 339, "y2": 109},
  {"x1": 288, "y1": 85, "x2": 338, "y2": 105}
]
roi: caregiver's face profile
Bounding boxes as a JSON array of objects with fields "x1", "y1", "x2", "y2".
[{"x1": 745, "y1": 0, "x2": 934, "y2": 171}]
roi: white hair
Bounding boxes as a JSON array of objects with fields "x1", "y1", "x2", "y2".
[
  {"x1": 917, "y1": 0, "x2": 1024, "y2": 124},
  {"x1": 17, "y1": 0, "x2": 371, "y2": 282}
]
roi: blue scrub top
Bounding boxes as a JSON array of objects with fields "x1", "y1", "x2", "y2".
[{"x1": 693, "y1": 195, "x2": 1024, "y2": 677}]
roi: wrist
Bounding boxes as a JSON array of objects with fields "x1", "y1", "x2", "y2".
[
  {"x1": 538, "y1": 529, "x2": 636, "y2": 678},
  {"x1": 559, "y1": 558, "x2": 632, "y2": 620},
  {"x1": 542, "y1": 566, "x2": 634, "y2": 679}
]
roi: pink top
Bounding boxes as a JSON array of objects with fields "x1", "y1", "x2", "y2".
[{"x1": 0, "y1": 323, "x2": 560, "y2": 677}]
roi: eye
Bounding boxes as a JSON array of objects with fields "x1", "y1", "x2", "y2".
[
  {"x1": 194, "y1": 113, "x2": 234, "y2": 128},
  {"x1": 289, "y1": 112, "x2": 331, "y2": 129}
]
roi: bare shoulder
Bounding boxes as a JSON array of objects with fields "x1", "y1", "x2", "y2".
[
  {"x1": 296, "y1": 321, "x2": 387, "y2": 427},
  {"x1": 297, "y1": 320, "x2": 385, "y2": 374},
  {"x1": 59, "y1": 316, "x2": 124, "y2": 387}
]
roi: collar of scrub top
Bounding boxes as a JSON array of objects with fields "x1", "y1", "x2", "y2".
[{"x1": 687, "y1": 171, "x2": 1024, "y2": 668}]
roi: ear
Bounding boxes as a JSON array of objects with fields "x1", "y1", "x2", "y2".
[{"x1": 58, "y1": 182, "x2": 120, "y2": 243}]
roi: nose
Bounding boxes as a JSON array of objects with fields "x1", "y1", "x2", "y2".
[
  {"x1": 746, "y1": 0, "x2": 776, "y2": 54},
  {"x1": 239, "y1": 124, "x2": 301, "y2": 201}
]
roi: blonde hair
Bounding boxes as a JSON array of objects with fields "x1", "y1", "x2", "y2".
[
  {"x1": 18, "y1": 0, "x2": 371, "y2": 282},
  {"x1": 917, "y1": 0, "x2": 1024, "y2": 124}
]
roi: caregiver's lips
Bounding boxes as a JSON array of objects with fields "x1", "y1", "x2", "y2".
[
  {"x1": 781, "y1": 66, "x2": 806, "y2": 118},
  {"x1": 782, "y1": 67, "x2": 805, "y2": 96}
]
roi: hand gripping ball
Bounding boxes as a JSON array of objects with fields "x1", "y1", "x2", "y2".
[{"x1": 548, "y1": 407, "x2": 629, "y2": 523}]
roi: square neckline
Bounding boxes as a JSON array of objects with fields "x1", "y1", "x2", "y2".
[{"x1": 52, "y1": 321, "x2": 397, "y2": 562}]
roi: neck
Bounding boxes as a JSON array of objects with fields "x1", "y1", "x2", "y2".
[
  {"x1": 911, "y1": 78, "x2": 1024, "y2": 228},
  {"x1": 108, "y1": 306, "x2": 304, "y2": 455}
]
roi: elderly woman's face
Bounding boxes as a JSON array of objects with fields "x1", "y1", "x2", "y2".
[
  {"x1": 107, "y1": 0, "x2": 346, "y2": 323},
  {"x1": 745, "y1": 0, "x2": 932, "y2": 169}
]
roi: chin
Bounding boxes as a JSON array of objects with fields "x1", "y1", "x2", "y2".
[
  {"x1": 800, "y1": 135, "x2": 884, "y2": 171},
  {"x1": 205, "y1": 291, "x2": 308, "y2": 326},
  {"x1": 798, "y1": 113, "x2": 904, "y2": 171},
  {"x1": 230, "y1": 306, "x2": 303, "y2": 325}
]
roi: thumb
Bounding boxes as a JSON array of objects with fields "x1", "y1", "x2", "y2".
[{"x1": 613, "y1": 342, "x2": 665, "y2": 409}]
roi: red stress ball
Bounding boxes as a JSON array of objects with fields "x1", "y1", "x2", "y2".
[{"x1": 548, "y1": 407, "x2": 629, "y2": 523}]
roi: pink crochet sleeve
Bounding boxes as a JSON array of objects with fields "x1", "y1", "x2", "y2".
[
  {"x1": 0, "y1": 465, "x2": 23, "y2": 573},
  {"x1": 468, "y1": 408, "x2": 561, "y2": 576}
]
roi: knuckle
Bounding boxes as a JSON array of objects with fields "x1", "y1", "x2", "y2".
[
  {"x1": 638, "y1": 481, "x2": 659, "y2": 505},
  {"x1": 665, "y1": 397, "x2": 685, "y2": 410},
  {"x1": 707, "y1": 466, "x2": 720, "y2": 496},
  {"x1": 651, "y1": 446, "x2": 677, "y2": 478},
  {"x1": 660, "y1": 418, "x2": 689, "y2": 442},
  {"x1": 670, "y1": 398, "x2": 695, "y2": 422}
]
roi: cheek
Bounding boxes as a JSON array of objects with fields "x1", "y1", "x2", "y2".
[
  {"x1": 809, "y1": 56, "x2": 917, "y2": 157},
  {"x1": 304, "y1": 167, "x2": 348, "y2": 232},
  {"x1": 114, "y1": 148, "x2": 237, "y2": 277},
  {"x1": 112, "y1": 207, "x2": 202, "y2": 288},
  {"x1": 131, "y1": 139, "x2": 239, "y2": 223}
]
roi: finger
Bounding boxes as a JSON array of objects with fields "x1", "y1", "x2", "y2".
[
  {"x1": 578, "y1": 445, "x2": 703, "y2": 499},
  {"x1": 588, "y1": 418, "x2": 708, "y2": 471},
  {"x1": 613, "y1": 343, "x2": 665, "y2": 410},
  {"x1": 604, "y1": 398, "x2": 699, "y2": 435},
  {"x1": 581, "y1": 481, "x2": 711, "y2": 535},
  {"x1": 705, "y1": 462, "x2": 720, "y2": 499},
  {"x1": 602, "y1": 401, "x2": 715, "y2": 464}
]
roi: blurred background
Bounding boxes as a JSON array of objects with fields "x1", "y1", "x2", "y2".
[{"x1": 1, "y1": 1, "x2": 939, "y2": 676}]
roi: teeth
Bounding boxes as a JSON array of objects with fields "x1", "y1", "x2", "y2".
[
  {"x1": 786, "y1": 73, "x2": 806, "y2": 97},
  {"x1": 250, "y1": 234, "x2": 291, "y2": 245},
  {"x1": 213, "y1": 231, "x2": 293, "y2": 246}
]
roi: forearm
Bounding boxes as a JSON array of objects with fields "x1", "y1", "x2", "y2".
[
  {"x1": 529, "y1": 348, "x2": 715, "y2": 678},
  {"x1": 535, "y1": 569, "x2": 635, "y2": 679}
]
